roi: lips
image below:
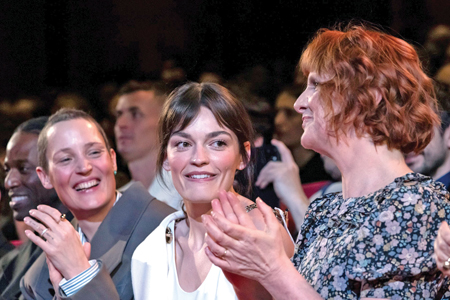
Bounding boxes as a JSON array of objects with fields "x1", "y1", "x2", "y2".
[
  {"x1": 302, "y1": 115, "x2": 313, "y2": 128},
  {"x1": 74, "y1": 179, "x2": 100, "y2": 191},
  {"x1": 9, "y1": 195, "x2": 28, "y2": 209},
  {"x1": 185, "y1": 172, "x2": 216, "y2": 180}
]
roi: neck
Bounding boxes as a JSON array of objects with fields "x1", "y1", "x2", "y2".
[
  {"x1": 183, "y1": 201, "x2": 213, "y2": 251},
  {"x1": 290, "y1": 143, "x2": 315, "y2": 168},
  {"x1": 127, "y1": 151, "x2": 158, "y2": 189},
  {"x1": 332, "y1": 138, "x2": 411, "y2": 199}
]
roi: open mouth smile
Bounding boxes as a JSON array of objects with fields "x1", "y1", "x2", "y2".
[{"x1": 74, "y1": 179, "x2": 100, "y2": 191}]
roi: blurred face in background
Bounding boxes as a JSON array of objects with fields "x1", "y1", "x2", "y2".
[
  {"x1": 4, "y1": 132, "x2": 58, "y2": 221},
  {"x1": 274, "y1": 92, "x2": 304, "y2": 148},
  {"x1": 405, "y1": 126, "x2": 447, "y2": 177},
  {"x1": 114, "y1": 90, "x2": 163, "y2": 162}
]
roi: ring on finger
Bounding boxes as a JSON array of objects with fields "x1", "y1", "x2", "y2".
[
  {"x1": 41, "y1": 228, "x2": 49, "y2": 237},
  {"x1": 58, "y1": 213, "x2": 66, "y2": 223},
  {"x1": 444, "y1": 258, "x2": 450, "y2": 270},
  {"x1": 222, "y1": 249, "x2": 228, "y2": 259}
]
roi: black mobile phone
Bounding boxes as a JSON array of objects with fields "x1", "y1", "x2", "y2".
[
  {"x1": 251, "y1": 143, "x2": 281, "y2": 208},
  {"x1": 262, "y1": 144, "x2": 281, "y2": 163}
]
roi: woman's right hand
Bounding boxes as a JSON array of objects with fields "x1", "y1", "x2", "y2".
[
  {"x1": 203, "y1": 192, "x2": 290, "y2": 285},
  {"x1": 24, "y1": 205, "x2": 92, "y2": 280},
  {"x1": 434, "y1": 221, "x2": 450, "y2": 276}
]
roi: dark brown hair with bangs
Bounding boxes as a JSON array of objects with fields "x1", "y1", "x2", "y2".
[
  {"x1": 299, "y1": 23, "x2": 440, "y2": 153},
  {"x1": 157, "y1": 82, "x2": 255, "y2": 195}
]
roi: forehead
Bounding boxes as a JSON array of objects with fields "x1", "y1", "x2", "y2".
[
  {"x1": 177, "y1": 107, "x2": 231, "y2": 133},
  {"x1": 116, "y1": 90, "x2": 159, "y2": 111},
  {"x1": 46, "y1": 119, "x2": 104, "y2": 151},
  {"x1": 6, "y1": 132, "x2": 38, "y2": 160}
]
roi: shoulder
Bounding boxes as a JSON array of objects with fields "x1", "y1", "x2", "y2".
[
  {"x1": 120, "y1": 182, "x2": 177, "y2": 225},
  {"x1": 379, "y1": 173, "x2": 450, "y2": 216},
  {"x1": 133, "y1": 211, "x2": 183, "y2": 258}
]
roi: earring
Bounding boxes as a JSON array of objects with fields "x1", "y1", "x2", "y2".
[{"x1": 114, "y1": 170, "x2": 117, "y2": 175}]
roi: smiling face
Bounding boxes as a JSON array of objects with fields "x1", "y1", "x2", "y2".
[
  {"x1": 37, "y1": 118, "x2": 117, "y2": 221},
  {"x1": 294, "y1": 72, "x2": 332, "y2": 154},
  {"x1": 4, "y1": 132, "x2": 59, "y2": 221},
  {"x1": 163, "y1": 107, "x2": 248, "y2": 204}
]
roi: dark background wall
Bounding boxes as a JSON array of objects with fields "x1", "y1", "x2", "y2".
[{"x1": 0, "y1": 0, "x2": 448, "y2": 101}]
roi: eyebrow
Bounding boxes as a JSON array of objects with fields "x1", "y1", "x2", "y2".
[
  {"x1": 116, "y1": 106, "x2": 141, "y2": 114},
  {"x1": 4, "y1": 159, "x2": 31, "y2": 166},
  {"x1": 54, "y1": 142, "x2": 105, "y2": 155},
  {"x1": 171, "y1": 130, "x2": 233, "y2": 139}
]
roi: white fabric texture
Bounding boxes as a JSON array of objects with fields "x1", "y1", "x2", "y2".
[{"x1": 131, "y1": 211, "x2": 237, "y2": 300}]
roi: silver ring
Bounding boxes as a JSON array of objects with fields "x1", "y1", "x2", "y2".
[{"x1": 41, "y1": 228, "x2": 49, "y2": 237}]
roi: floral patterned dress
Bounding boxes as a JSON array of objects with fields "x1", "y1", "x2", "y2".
[{"x1": 292, "y1": 173, "x2": 450, "y2": 299}]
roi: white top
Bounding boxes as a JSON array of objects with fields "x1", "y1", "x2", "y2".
[{"x1": 132, "y1": 211, "x2": 237, "y2": 300}]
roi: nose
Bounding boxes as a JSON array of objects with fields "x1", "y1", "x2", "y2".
[
  {"x1": 5, "y1": 168, "x2": 20, "y2": 190},
  {"x1": 115, "y1": 112, "x2": 129, "y2": 130},
  {"x1": 190, "y1": 145, "x2": 209, "y2": 166},
  {"x1": 76, "y1": 157, "x2": 93, "y2": 174},
  {"x1": 294, "y1": 90, "x2": 309, "y2": 114}
]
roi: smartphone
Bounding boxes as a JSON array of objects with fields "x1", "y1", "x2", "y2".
[{"x1": 252, "y1": 143, "x2": 281, "y2": 208}]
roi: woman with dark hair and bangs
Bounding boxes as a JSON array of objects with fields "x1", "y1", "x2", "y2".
[
  {"x1": 131, "y1": 82, "x2": 294, "y2": 299},
  {"x1": 202, "y1": 23, "x2": 450, "y2": 299}
]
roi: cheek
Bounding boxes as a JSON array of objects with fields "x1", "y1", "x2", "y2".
[
  {"x1": 49, "y1": 169, "x2": 71, "y2": 192},
  {"x1": 212, "y1": 151, "x2": 241, "y2": 171},
  {"x1": 167, "y1": 153, "x2": 189, "y2": 173}
]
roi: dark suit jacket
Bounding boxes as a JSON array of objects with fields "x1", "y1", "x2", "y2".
[
  {"x1": 0, "y1": 231, "x2": 14, "y2": 260},
  {"x1": 0, "y1": 241, "x2": 41, "y2": 300},
  {"x1": 0, "y1": 211, "x2": 72, "y2": 300},
  {"x1": 20, "y1": 182, "x2": 175, "y2": 300}
]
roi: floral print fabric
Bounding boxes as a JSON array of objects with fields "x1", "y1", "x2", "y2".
[{"x1": 292, "y1": 173, "x2": 450, "y2": 299}]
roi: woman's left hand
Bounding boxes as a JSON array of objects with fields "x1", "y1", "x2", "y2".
[
  {"x1": 202, "y1": 192, "x2": 289, "y2": 285},
  {"x1": 24, "y1": 205, "x2": 91, "y2": 281},
  {"x1": 434, "y1": 221, "x2": 450, "y2": 276}
]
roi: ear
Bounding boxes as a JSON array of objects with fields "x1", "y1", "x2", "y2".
[
  {"x1": 162, "y1": 158, "x2": 171, "y2": 171},
  {"x1": 238, "y1": 141, "x2": 251, "y2": 170},
  {"x1": 36, "y1": 166, "x2": 54, "y2": 189},
  {"x1": 109, "y1": 148, "x2": 118, "y2": 173}
]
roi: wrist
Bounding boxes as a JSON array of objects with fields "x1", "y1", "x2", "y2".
[
  {"x1": 63, "y1": 259, "x2": 92, "y2": 280},
  {"x1": 259, "y1": 256, "x2": 318, "y2": 300},
  {"x1": 258, "y1": 254, "x2": 292, "y2": 289}
]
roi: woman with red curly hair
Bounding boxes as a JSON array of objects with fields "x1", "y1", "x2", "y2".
[{"x1": 202, "y1": 23, "x2": 450, "y2": 299}]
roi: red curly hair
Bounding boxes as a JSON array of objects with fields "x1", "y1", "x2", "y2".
[{"x1": 299, "y1": 24, "x2": 440, "y2": 153}]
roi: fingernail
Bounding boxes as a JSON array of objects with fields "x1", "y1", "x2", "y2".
[
  {"x1": 24, "y1": 217, "x2": 30, "y2": 224},
  {"x1": 29, "y1": 210, "x2": 34, "y2": 215},
  {"x1": 211, "y1": 211, "x2": 216, "y2": 218}
]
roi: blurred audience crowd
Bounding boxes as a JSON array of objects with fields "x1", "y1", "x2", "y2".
[{"x1": 1, "y1": 22, "x2": 450, "y2": 243}]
